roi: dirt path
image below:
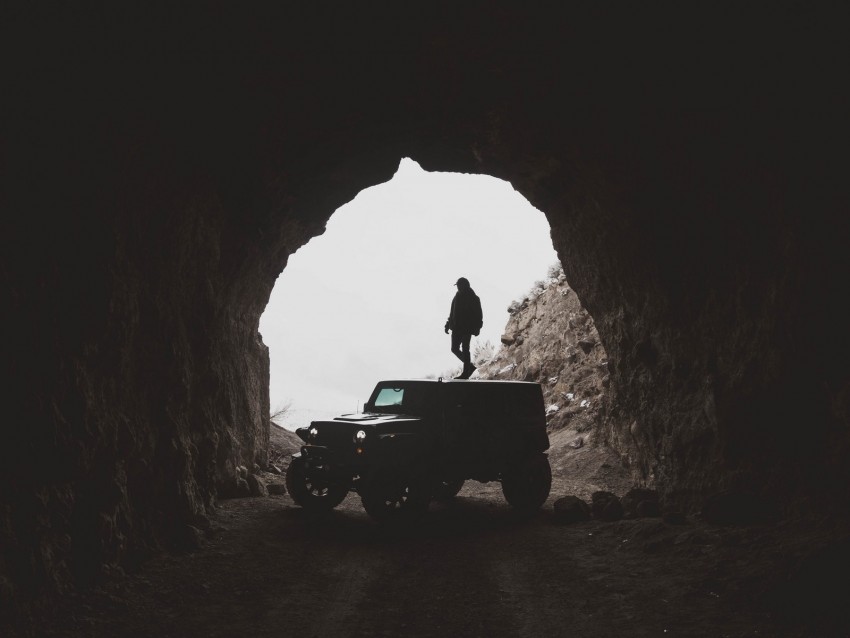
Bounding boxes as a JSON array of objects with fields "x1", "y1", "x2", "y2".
[
  {"x1": 13, "y1": 478, "x2": 846, "y2": 638},
  {"x1": 7, "y1": 427, "x2": 848, "y2": 637}
]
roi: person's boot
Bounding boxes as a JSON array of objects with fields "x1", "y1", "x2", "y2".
[{"x1": 459, "y1": 362, "x2": 476, "y2": 379}]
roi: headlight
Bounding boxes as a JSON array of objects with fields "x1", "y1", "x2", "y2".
[
  {"x1": 308, "y1": 427, "x2": 318, "y2": 442},
  {"x1": 354, "y1": 430, "x2": 367, "y2": 444}
]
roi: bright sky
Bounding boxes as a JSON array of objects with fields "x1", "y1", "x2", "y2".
[{"x1": 260, "y1": 158, "x2": 558, "y2": 430}]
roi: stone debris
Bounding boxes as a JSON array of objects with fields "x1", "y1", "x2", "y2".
[
  {"x1": 235, "y1": 477, "x2": 251, "y2": 497},
  {"x1": 267, "y1": 483, "x2": 287, "y2": 495},
  {"x1": 247, "y1": 474, "x2": 268, "y2": 497}
]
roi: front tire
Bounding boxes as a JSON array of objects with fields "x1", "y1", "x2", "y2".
[
  {"x1": 360, "y1": 470, "x2": 431, "y2": 522},
  {"x1": 285, "y1": 456, "x2": 349, "y2": 511},
  {"x1": 501, "y1": 453, "x2": 552, "y2": 512},
  {"x1": 432, "y1": 478, "x2": 465, "y2": 501}
]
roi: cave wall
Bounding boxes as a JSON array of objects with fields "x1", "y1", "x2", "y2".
[{"x1": 2, "y1": 3, "x2": 849, "y2": 604}]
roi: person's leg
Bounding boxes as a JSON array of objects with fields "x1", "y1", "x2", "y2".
[
  {"x1": 459, "y1": 334, "x2": 472, "y2": 365},
  {"x1": 459, "y1": 334, "x2": 476, "y2": 378},
  {"x1": 451, "y1": 332, "x2": 465, "y2": 362}
]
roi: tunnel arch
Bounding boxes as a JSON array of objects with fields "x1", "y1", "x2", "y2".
[
  {"x1": 3, "y1": 2, "x2": 849, "y2": 606},
  {"x1": 259, "y1": 157, "x2": 561, "y2": 424}
]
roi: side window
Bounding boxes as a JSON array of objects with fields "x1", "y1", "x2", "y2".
[{"x1": 374, "y1": 387, "x2": 404, "y2": 407}]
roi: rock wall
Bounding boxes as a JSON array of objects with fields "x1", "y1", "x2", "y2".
[{"x1": 2, "y1": 4, "x2": 849, "y2": 607}]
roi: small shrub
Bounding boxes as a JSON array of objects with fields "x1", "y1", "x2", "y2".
[
  {"x1": 472, "y1": 339, "x2": 497, "y2": 366},
  {"x1": 270, "y1": 400, "x2": 293, "y2": 426},
  {"x1": 547, "y1": 261, "x2": 564, "y2": 280}
]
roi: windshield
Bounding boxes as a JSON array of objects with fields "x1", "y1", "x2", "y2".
[
  {"x1": 374, "y1": 387, "x2": 405, "y2": 408},
  {"x1": 368, "y1": 383, "x2": 436, "y2": 416}
]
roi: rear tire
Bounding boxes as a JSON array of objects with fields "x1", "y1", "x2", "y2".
[
  {"x1": 285, "y1": 456, "x2": 349, "y2": 511},
  {"x1": 361, "y1": 469, "x2": 431, "y2": 522},
  {"x1": 501, "y1": 453, "x2": 552, "y2": 512}
]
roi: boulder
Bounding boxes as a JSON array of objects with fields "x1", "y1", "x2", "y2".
[
  {"x1": 247, "y1": 474, "x2": 268, "y2": 497},
  {"x1": 592, "y1": 491, "x2": 624, "y2": 521},
  {"x1": 622, "y1": 488, "x2": 659, "y2": 518},
  {"x1": 267, "y1": 482, "x2": 287, "y2": 496},
  {"x1": 235, "y1": 477, "x2": 251, "y2": 497},
  {"x1": 636, "y1": 500, "x2": 661, "y2": 518},
  {"x1": 552, "y1": 496, "x2": 591, "y2": 524}
]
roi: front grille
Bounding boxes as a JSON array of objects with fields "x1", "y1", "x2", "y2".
[{"x1": 313, "y1": 421, "x2": 356, "y2": 448}]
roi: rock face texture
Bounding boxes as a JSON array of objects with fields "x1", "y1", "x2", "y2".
[
  {"x1": 2, "y1": 5, "x2": 849, "y2": 604},
  {"x1": 479, "y1": 272, "x2": 609, "y2": 436}
]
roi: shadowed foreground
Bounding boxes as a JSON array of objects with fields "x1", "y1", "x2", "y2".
[{"x1": 16, "y1": 485, "x2": 848, "y2": 638}]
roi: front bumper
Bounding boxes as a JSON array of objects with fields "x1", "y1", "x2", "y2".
[{"x1": 299, "y1": 444, "x2": 368, "y2": 471}]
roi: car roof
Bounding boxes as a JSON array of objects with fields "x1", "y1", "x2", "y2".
[{"x1": 375, "y1": 378, "x2": 540, "y2": 387}]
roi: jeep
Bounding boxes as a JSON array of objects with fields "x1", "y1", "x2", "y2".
[{"x1": 285, "y1": 378, "x2": 552, "y2": 521}]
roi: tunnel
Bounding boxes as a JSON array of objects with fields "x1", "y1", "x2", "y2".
[{"x1": 2, "y1": 3, "x2": 849, "y2": 611}]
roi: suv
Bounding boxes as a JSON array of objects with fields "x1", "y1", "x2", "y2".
[{"x1": 285, "y1": 379, "x2": 552, "y2": 521}]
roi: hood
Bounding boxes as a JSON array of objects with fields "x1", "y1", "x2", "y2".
[{"x1": 328, "y1": 412, "x2": 420, "y2": 426}]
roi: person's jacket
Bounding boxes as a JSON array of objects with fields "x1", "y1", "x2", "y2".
[{"x1": 445, "y1": 288, "x2": 483, "y2": 335}]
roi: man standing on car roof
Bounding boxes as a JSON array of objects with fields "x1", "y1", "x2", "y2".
[{"x1": 444, "y1": 277, "x2": 483, "y2": 379}]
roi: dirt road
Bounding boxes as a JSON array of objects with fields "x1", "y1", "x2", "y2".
[
  {"x1": 9, "y1": 427, "x2": 846, "y2": 637},
  {"x1": 18, "y1": 476, "x2": 846, "y2": 638}
]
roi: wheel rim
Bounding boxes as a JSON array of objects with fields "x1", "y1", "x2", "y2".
[
  {"x1": 305, "y1": 476, "x2": 333, "y2": 499},
  {"x1": 379, "y1": 485, "x2": 411, "y2": 511},
  {"x1": 288, "y1": 459, "x2": 349, "y2": 508}
]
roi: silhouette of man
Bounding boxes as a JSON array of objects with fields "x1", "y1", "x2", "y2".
[{"x1": 444, "y1": 277, "x2": 483, "y2": 379}]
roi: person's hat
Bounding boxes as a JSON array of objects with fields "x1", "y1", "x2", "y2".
[{"x1": 455, "y1": 277, "x2": 470, "y2": 287}]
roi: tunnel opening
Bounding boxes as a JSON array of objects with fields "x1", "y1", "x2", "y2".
[{"x1": 259, "y1": 157, "x2": 562, "y2": 430}]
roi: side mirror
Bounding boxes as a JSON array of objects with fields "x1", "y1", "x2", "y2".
[{"x1": 364, "y1": 402, "x2": 373, "y2": 412}]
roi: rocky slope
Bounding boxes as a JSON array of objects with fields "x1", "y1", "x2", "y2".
[
  {"x1": 475, "y1": 270, "x2": 640, "y2": 499},
  {"x1": 478, "y1": 272, "x2": 609, "y2": 436}
]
